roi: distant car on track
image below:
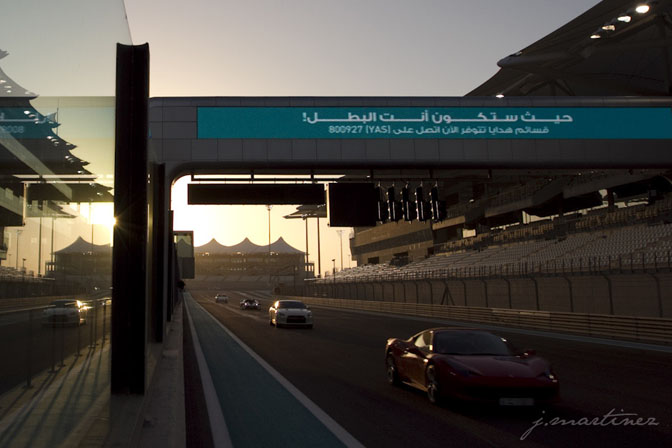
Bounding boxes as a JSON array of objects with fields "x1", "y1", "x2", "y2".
[
  {"x1": 215, "y1": 294, "x2": 228, "y2": 304},
  {"x1": 240, "y1": 298, "x2": 260, "y2": 310},
  {"x1": 385, "y1": 327, "x2": 558, "y2": 406},
  {"x1": 43, "y1": 299, "x2": 87, "y2": 326},
  {"x1": 268, "y1": 300, "x2": 313, "y2": 328}
]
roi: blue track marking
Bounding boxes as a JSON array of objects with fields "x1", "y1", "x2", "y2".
[{"x1": 185, "y1": 294, "x2": 360, "y2": 448}]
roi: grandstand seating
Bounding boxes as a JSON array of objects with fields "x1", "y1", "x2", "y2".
[
  {"x1": 0, "y1": 265, "x2": 25, "y2": 280},
  {"x1": 326, "y1": 200, "x2": 672, "y2": 282}
]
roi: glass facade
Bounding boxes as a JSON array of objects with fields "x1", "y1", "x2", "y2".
[{"x1": 0, "y1": 1, "x2": 131, "y2": 445}]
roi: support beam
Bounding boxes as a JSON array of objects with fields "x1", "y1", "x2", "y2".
[{"x1": 111, "y1": 43, "x2": 149, "y2": 395}]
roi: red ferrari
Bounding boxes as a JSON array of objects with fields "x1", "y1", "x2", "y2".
[{"x1": 385, "y1": 327, "x2": 559, "y2": 406}]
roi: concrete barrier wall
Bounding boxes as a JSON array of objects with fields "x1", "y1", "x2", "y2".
[
  {"x1": 309, "y1": 272, "x2": 672, "y2": 318},
  {"x1": 611, "y1": 274, "x2": 662, "y2": 317},
  {"x1": 537, "y1": 278, "x2": 571, "y2": 312},
  {"x1": 282, "y1": 295, "x2": 672, "y2": 345}
]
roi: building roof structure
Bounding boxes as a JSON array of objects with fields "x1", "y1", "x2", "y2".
[
  {"x1": 196, "y1": 237, "x2": 304, "y2": 255},
  {"x1": 0, "y1": 48, "x2": 113, "y2": 216},
  {"x1": 468, "y1": 0, "x2": 672, "y2": 97},
  {"x1": 55, "y1": 236, "x2": 111, "y2": 255}
]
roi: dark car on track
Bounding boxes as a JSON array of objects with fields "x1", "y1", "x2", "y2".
[
  {"x1": 385, "y1": 327, "x2": 558, "y2": 406},
  {"x1": 240, "y1": 298, "x2": 260, "y2": 310}
]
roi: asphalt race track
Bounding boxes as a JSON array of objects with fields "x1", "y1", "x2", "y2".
[{"x1": 187, "y1": 287, "x2": 672, "y2": 448}]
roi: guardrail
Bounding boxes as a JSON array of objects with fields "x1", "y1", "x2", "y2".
[
  {"x1": 0, "y1": 293, "x2": 110, "y2": 314},
  {"x1": 281, "y1": 296, "x2": 672, "y2": 345},
  {"x1": 0, "y1": 295, "x2": 72, "y2": 313}
]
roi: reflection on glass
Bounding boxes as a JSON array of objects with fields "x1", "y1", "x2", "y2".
[
  {"x1": 0, "y1": 1, "x2": 130, "y2": 444},
  {"x1": 1, "y1": 52, "x2": 115, "y2": 294}
]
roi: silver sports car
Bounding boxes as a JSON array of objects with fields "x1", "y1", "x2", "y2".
[{"x1": 269, "y1": 300, "x2": 313, "y2": 328}]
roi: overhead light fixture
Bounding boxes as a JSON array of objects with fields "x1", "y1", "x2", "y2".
[
  {"x1": 590, "y1": 34, "x2": 602, "y2": 39},
  {"x1": 495, "y1": 94, "x2": 504, "y2": 98},
  {"x1": 635, "y1": 4, "x2": 650, "y2": 13},
  {"x1": 617, "y1": 15, "x2": 632, "y2": 22},
  {"x1": 602, "y1": 24, "x2": 616, "y2": 31}
]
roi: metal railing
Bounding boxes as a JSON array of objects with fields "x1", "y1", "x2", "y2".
[
  {"x1": 310, "y1": 251, "x2": 672, "y2": 284},
  {"x1": 0, "y1": 297, "x2": 111, "y2": 394}
]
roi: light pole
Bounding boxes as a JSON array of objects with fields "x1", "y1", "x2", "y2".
[
  {"x1": 90, "y1": 202, "x2": 95, "y2": 249},
  {"x1": 266, "y1": 204, "x2": 272, "y2": 256},
  {"x1": 316, "y1": 216, "x2": 321, "y2": 278},
  {"x1": 38, "y1": 216, "x2": 43, "y2": 276},
  {"x1": 51, "y1": 217, "x2": 55, "y2": 265},
  {"x1": 337, "y1": 229, "x2": 344, "y2": 271},
  {"x1": 266, "y1": 204, "x2": 273, "y2": 250},
  {"x1": 15, "y1": 229, "x2": 22, "y2": 270},
  {"x1": 266, "y1": 205, "x2": 272, "y2": 284},
  {"x1": 303, "y1": 216, "x2": 309, "y2": 275}
]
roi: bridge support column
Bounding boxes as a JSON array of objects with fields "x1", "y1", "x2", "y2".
[{"x1": 112, "y1": 43, "x2": 150, "y2": 395}]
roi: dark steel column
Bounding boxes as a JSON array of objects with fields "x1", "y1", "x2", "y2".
[
  {"x1": 111, "y1": 43, "x2": 149, "y2": 395},
  {"x1": 150, "y1": 163, "x2": 166, "y2": 338}
]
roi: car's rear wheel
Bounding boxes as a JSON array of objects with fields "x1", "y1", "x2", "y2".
[
  {"x1": 386, "y1": 354, "x2": 400, "y2": 386},
  {"x1": 426, "y1": 365, "x2": 440, "y2": 404}
]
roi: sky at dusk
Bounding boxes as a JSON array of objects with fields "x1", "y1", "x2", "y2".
[
  {"x1": 122, "y1": 0, "x2": 600, "y2": 274},
  {"x1": 0, "y1": 1, "x2": 601, "y2": 274},
  {"x1": 124, "y1": 0, "x2": 599, "y2": 97}
]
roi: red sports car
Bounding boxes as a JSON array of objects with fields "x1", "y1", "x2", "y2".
[{"x1": 385, "y1": 327, "x2": 559, "y2": 406}]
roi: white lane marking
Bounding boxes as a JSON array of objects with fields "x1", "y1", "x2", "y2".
[
  {"x1": 192, "y1": 298, "x2": 365, "y2": 448},
  {"x1": 244, "y1": 290, "x2": 273, "y2": 300},
  {"x1": 184, "y1": 293, "x2": 233, "y2": 448},
  {"x1": 202, "y1": 298, "x2": 267, "y2": 322},
  {"x1": 223, "y1": 307, "x2": 266, "y2": 322}
]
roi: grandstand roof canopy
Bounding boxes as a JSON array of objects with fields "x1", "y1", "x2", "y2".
[
  {"x1": 196, "y1": 237, "x2": 304, "y2": 255},
  {"x1": 469, "y1": 0, "x2": 672, "y2": 96},
  {"x1": 55, "y1": 237, "x2": 111, "y2": 255}
]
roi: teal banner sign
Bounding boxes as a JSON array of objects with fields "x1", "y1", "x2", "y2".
[{"x1": 198, "y1": 107, "x2": 672, "y2": 140}]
